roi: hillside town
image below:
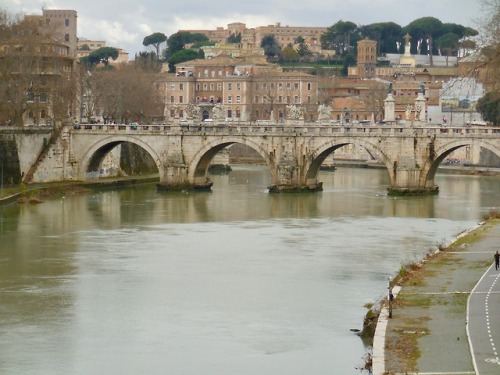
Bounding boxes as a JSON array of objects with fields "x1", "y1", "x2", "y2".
[{"x1": 0, "y1": 8, "x2": 498, "y2": 129}]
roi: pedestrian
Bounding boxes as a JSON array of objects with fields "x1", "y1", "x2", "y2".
[{"x1": 494, "y1": 251, "x2": 500, "y2": 270}]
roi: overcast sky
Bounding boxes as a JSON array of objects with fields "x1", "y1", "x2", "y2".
[{"x1": 3, "y1": 0, "x2": 484, "y2": 58}]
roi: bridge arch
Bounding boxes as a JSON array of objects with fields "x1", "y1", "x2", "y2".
[
  {"x1": 188, "y1": 137, "x2": 272, "y2": 185},
  {"x1": 78, "y1": 135, "x2": 162, "y2": 181},
  {"x1": 421, "y1": 139, "x2": 500, "y2": 187},
  {"x1": 306, "y1": 137, "x2": 394, "y2": 185}
]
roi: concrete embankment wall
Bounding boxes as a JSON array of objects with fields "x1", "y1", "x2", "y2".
[{"x1": 0, "y1": 129, "x2": 56, "y2": 185}]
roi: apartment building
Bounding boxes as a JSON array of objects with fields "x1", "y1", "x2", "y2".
[
  {"x1": 1, "y1": 10, "x2": 77, "y2": 126},
  {"x1": 165, "y1": 55, "x2": 320, "y2": 122},
  {"x1": 26, "y1": 9, "x2": 78, "y2": 58}
]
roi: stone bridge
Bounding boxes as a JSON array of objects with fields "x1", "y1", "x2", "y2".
[{"x1": 21, "y1": 120, "x2": 500, "y2": 194}]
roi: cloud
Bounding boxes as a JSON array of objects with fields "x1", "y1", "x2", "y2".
[{"x1": 3, "y1": 0, "x2": 482, "y2": 59}]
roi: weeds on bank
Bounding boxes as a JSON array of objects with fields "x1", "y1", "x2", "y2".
[{"x1": 482, "y1": 209, "x2": 500, "y2": 220}]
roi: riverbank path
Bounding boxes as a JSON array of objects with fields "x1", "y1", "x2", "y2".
[
  {"x1": 468, "y1": 259, "x2": 500, "y2": 374},
  {"x1": 379, "y1": 219, "x2": 500, "y2": 375}
]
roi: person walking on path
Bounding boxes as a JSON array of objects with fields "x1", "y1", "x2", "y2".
[{"x1": 495, "y1": 251, "x2": 500, "y2": 270}]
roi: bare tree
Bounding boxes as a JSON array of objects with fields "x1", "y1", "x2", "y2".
[
  {"x1": 93, "y1": 64, "x2": 162, "y2": 124},
  {"x1": 0, "y1": 11, "x2": 76, "y2": 126},
  {"x1": 359, "y1": 82, "x2": 387, "y2": 122}
]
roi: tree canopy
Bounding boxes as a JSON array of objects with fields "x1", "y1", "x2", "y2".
[
  {"x1": 81, "y1": 47, "x2": 119, "y2": 67},
  {"x1": 476, "y1": 91, "x2": 500, "y2": 125},
  {"x1": 261, "y1": 34, "x2": 281, "y2": 58},
  {"x1": 227, "y1": 33, "x2": 242, "y2": 43},
  {"x1": 279, "y1": 45, "x2": 299, "y2": 62},
  {"x1": 165, "y1": 31, "x2": 209, "y2": 59},
  {"x1": 167, "y1": 49, "x2": 204, "y2": 72},
  {"x1": 320, "y1": 20, "x2": 359, "y2": 55},
  {"x1": 142, "y1": 32, "x2": 167, "y2": 58}
]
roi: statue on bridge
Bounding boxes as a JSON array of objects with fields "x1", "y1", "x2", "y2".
[
  {"x1": 405, "y1": 104, "x2": 413, "y2": 121},
  {"x1": 170, "y1": 104, "x2": 180, "y2": 118},
  {"x1": 415, "y1": 103, "x2": 422, "y2": 119},
  {"x1": 185, "y1": 103, "x2": 201, "y2": 120},
  {"x1": 212, "y1": 103, "x2": 226, "y2": 120},
  {"x1": 317, "y1": 104, "x2": 332, "y2": 121},
  {"x1": 286, "y1": 104, "x2": 304, "y2": 120}
]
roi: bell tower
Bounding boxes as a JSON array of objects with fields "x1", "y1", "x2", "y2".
[{"x1": 357, "y1": 38, "x2": 377, "y2": 78}]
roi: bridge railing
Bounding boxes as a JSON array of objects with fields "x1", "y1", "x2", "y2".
[{"x1": 68, "y1": 122, "x2": 500, "y2": 137}]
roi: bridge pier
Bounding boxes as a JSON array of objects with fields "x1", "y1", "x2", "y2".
[
  {"x1": 387, "y1": 164, "x2": 439, "y2": 196},
  {"x1": 156, "y1": 163, "x2": 213, "y2": 191},
  {"x1": 267, "y1": 153, "x2": 323, "y2": 193}
]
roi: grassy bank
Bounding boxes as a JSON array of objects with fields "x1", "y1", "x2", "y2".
[{"x1": 0, "y1": 175, "x2": 159, "y2": 205}]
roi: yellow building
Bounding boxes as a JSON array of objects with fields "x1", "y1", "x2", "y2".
[{"x1": 181, "y1": 22, "x2": 333, "y2": 57}]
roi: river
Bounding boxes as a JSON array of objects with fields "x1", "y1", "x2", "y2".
[{"x1": 0, "y1": 166, "x2": 498, "y2": 374}]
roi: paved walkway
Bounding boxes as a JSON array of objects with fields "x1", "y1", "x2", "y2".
[{"x1": 373, "y1": 220, "x2": 500, "y2": 375}]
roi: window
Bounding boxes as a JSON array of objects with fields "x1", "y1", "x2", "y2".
[
  {"x1": 203, "y1": 83, "x2": 207, "y2": 90},
  {"x1": 263, "y1": 97, "x2": 267, "y2": 104},
  {"x1": 64, "y1": 34, "x2": 69, "y2": 42},
  {"x1": 217, "y1": 83, "x2": 222, "y2": 90},
  {"x1": 65, "y1": 18, "x2": 69, "y2": 27},
  {"x1": 204, "y1": 69, "x2": 208, "y2": 77},
  {"x1": 41, "y1": 109, "x2": 46, "y2": 118},
  {"x1": 227, "y1": 109, "x2": 232, "y2": 118},
  {"x1": 40, "y1": 93, "x2": 47, "y2": 103},
  {"x1": 211, "y1": 70, "x2": 215, "y2": 77},
  {"x1": 236, "y1": 83, "x2": 241, "y2": 90},
  {"x1": 170, "y1": 109, "x2": 175, "y2": 117},
  {"x1": 278, "y1": 96, "x2": 282, "y2": 103},
  {"x1": 228, "y1": 83, "x2": 232, "y2": 90},
  {"x1": 210, "y1": 83, "x2": 214, "y2": 91},
  {"x1": 179, "y1": 83, "x2": 184, "y2": 91},
  {"x1": 236, "y1": 95, "x2": 241, "y2": 103},
  {"x1": 171, "y1": 84, "x2": 175, "y2": 90},
  {"x1": 218, "y1": 69, "x2": 222, "y2": 77},
  {"x1": 278, "y1": 83, "x2": 283, "y2": 90},
  {"x1": 228, "y1": 96, "x2": 232, "y2": 103},
  {"x1": 286, "y1": 82, "x2": 291, "y2": 90},
  {"x1": 286, "y1": 96, "x2": 290, "y2": 103},
  {"x1": 170, "y1": 96, "x2": 174, "y2": 103},
  {"x1": 196, "y1": 84, "x2": 200, "y2": 91},
  {"x1": 236, "y1": 109, "x2": 240, "y2": 118},
  {"x1": 294, "y1": 96, "x2": 299, "y2": 104},
  {"x1": 29, "y1": 110, "x2": 34, "y2": 118},
  {"x1": 294, "y1": 83, "x2": 299, "y2": 90},
  {"x1": 307, "y1": 96, "x2": 311, "y2": 104},
  {"x1": 179, "y1": 96, "x2": 183, "y2": 103},
  {"x1": 307, "y1": 83, "x2": 311, "y2": 90},
  {"x1": 254, "y1": 95, "x2": 258, "y2": 103}
]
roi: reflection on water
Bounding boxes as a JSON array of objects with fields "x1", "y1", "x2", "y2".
[{"x1": 0, "y1": 167, "x2": 498, "y2": 374}]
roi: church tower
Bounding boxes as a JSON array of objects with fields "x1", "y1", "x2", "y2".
[{"x1": 356, "y1": 38, "x2": 377, "y2": 78}]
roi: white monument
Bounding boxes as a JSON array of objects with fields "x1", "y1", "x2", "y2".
[
  {"x1": 414, "y1": 82, "x2": 427, "y2": 122},
  {"x1": 384, "y1": 83, "x2": 395, "y2": 122}
]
